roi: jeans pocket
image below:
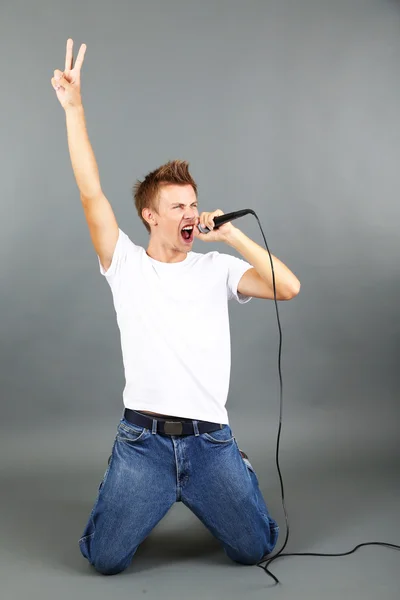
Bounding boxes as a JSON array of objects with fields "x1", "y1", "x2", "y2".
[
  {"x1": 203, "y1": 424, "x2": 235, "y2": 444},
  {"x1": 116, "y1": 418, "x2": 149, "y2": 444}
]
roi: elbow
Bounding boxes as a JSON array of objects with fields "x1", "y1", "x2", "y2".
[
  {"x1": 80, "y1": 189, "x2": 103, "y2": 204},
  {"x1": 281, "y1": 278, "x2": 301, "y2": 300}
]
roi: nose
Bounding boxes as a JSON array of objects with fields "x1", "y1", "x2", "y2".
[{"x1": 184, "y1": 208, "x2": 197, "y2": 221}]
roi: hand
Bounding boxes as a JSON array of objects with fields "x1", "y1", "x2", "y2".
[
  {"x1": 193, "y1": 209, "x2": 237, "y2": 243},
  {"x1": 51, "y1": 39, "x2": 87, "y2": 110}
]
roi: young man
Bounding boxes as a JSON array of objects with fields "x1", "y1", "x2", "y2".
[{"x1": 52, "y1": 39, "x2": 300, "y2": 576}]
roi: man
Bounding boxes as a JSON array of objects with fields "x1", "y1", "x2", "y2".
[{"x1": 51, "y1": 39, "x2": 300, "y2": 576}]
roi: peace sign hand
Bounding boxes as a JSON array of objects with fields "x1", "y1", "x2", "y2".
[{"x1": 51, "y1": 39, "x2": 87, "y2": 110}]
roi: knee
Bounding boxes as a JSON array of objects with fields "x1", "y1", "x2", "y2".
[
  {"x1": 227, "y1": 548, "x2": 267, "y2": 566},
  {"x1": 92, "y1": 559, "x2": 129, "y2": 576},
  {"x1": 224, "y1": 525, "x2": 279, "y2": 566},
  {"x1": 86, "y1": 552, "x2": 132, "y2": 576},
  {"x1": 79, "y1": 535, "x2": 133, "y2": 576}
]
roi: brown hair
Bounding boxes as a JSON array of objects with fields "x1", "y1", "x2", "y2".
[{"x1": 133, "y1": 160, "x2": 198, "y2": 234}]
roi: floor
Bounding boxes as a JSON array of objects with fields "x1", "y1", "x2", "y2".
[{"x1": 1, "y1": 409, "x2": 399, "y2": 600}]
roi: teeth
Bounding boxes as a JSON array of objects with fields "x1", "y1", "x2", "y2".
[{"x1": 182, "y1": 226, "x2": 193, "y2": 231}]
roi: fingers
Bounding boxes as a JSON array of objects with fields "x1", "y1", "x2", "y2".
[
  {"x1": 52, "y1": 70, "x2": 71, "y2": 91},
  {"x1": 199, "y1": 210, "x2": 223, "y2": 231},
  {"x1": 64, "y1": 39, "x2": 86, "y2": 73},
  {"x1": 74, "y1": 43, "x2": 87, "y2": 73},
  {"x1": 51, "y1": 76, "x2": 62, "y2": 91},
  {"x1": 199, "y1": 213, "x2": 214, "y2": 232},
  {"x1": 198, "y1": 213, "x2": 207, "y2": 232},
  {"x1": 65, "y1": 38, "x2": 73, "y2": 71}
]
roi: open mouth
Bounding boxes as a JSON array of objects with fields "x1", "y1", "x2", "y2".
[{"x1": 181, "y1": 225, "x2": 194, "y2": 243}]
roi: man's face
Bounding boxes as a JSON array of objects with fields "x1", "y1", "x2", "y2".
[{"x1": 153, "y1": 184, "x2": 199, "y2": 250}]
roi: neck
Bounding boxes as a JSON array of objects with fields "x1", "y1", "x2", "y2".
[{"x1": 146, "y1": 238, "x2": 188, "y2": 263}]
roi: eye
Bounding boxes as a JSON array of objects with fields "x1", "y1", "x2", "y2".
[{"x1": 172, "y1": 204, "x2": 198, "y2": 209}]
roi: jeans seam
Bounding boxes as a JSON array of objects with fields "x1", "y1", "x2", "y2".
[
  {"x1": 79, "y1": 531, "x2": 95, "y2": 544},
  {"x1": 118, "y1": 421, "x2": 147, "y2": 434},
  {"x1": 116, "y1": 433, "x2": 148, "y2": 444},
  {"x1": 79, "y1": 437, "x2": 117, "y2": 545}
]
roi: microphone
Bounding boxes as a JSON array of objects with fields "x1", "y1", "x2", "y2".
[{"x1": 197, "y1": 209, "x2": 255, "y2": 233}]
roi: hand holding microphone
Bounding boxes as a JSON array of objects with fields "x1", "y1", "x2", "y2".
[{"x1": 195, "y1": 208, "x2": 255, "y2": 242}]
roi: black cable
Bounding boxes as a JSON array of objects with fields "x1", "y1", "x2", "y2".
[{"x1": 249, "y1": 212, "x2": 400, "y2": 585}]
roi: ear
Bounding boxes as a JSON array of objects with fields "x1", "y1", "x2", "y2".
[{"x1": 142, "y1": 207, "x2": 157, "y2": 227}]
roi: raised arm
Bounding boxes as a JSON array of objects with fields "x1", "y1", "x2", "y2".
[{"x1": 51, "y1": 39, "x2": 119, "y2": 271}]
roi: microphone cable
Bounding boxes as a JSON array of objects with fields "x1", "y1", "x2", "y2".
[{"x1": 238, "y1": 210, "x2": 400, "y2": 585}]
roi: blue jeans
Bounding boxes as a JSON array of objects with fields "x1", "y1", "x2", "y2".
[{"x1": 79, "y1": 415, "x2": 279, "y2": 575}]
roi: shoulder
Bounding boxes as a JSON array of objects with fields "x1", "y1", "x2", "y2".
[{"x1": 98, "y1": 228, "x2": 144, "y2": 278}]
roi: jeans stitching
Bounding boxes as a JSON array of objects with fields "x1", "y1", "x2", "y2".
[
  {"x1": 202, "y1": 434, "x2": 235, "y2": 443},
  {"x1": 118, "y1": 421, "x2": 147, "y2": 434},
  {"x1": 202, "y1": 425, "x2": 234, "y2": 444},
  {"x1": 79, "y1": 531, "x2": 95, "y2": 544},
  {"x1": 116, "y1": 430, "x2": 148, "y2": 444},
  {"x1": 78, "y1": 438, "x2": 117, "y2": 546}
]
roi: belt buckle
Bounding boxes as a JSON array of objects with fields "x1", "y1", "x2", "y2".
[{"x1": 164, "y1": 421, "x2": 183, "y2": 435}]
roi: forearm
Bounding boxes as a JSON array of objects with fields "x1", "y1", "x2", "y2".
[
  {"x1": 224, "y1": 227, "x2": 301, "y2": 296},
  {"x1": 64, "y1": 105, "x2": 102, "y2": 199}
]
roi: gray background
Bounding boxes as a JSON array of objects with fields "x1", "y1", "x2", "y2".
[{"x1": 1, "y1": 0, "x2": 399, "y2": 598}]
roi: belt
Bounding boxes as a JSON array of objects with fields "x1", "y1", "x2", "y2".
[{"x1": 123, "y1": 408, "x2": 224, "y2": 436}]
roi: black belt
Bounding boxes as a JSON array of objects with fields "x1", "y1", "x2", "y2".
[{"x1": 123, "y1": 408, "x2": 224, "y2": 436}]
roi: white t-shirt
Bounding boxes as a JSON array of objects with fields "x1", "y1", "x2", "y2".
[{"x1": 98, "y1": 228, "x2": 253, "y2": 424}]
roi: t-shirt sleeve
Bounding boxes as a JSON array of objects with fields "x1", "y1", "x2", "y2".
[
  {"x1": 97, "y1": 228, "x2": 135, "y2": 281},
  {"x1": 218, "y1": 252, "x2": 253, "y2": 304}
]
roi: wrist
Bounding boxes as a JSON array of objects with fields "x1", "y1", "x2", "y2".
[
  {"x1": 223, "y1": 225, "x2": 243, "y2": 247},
  {"x1": 65, "y1": 103, "x2": 84, "y2": 115}
]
